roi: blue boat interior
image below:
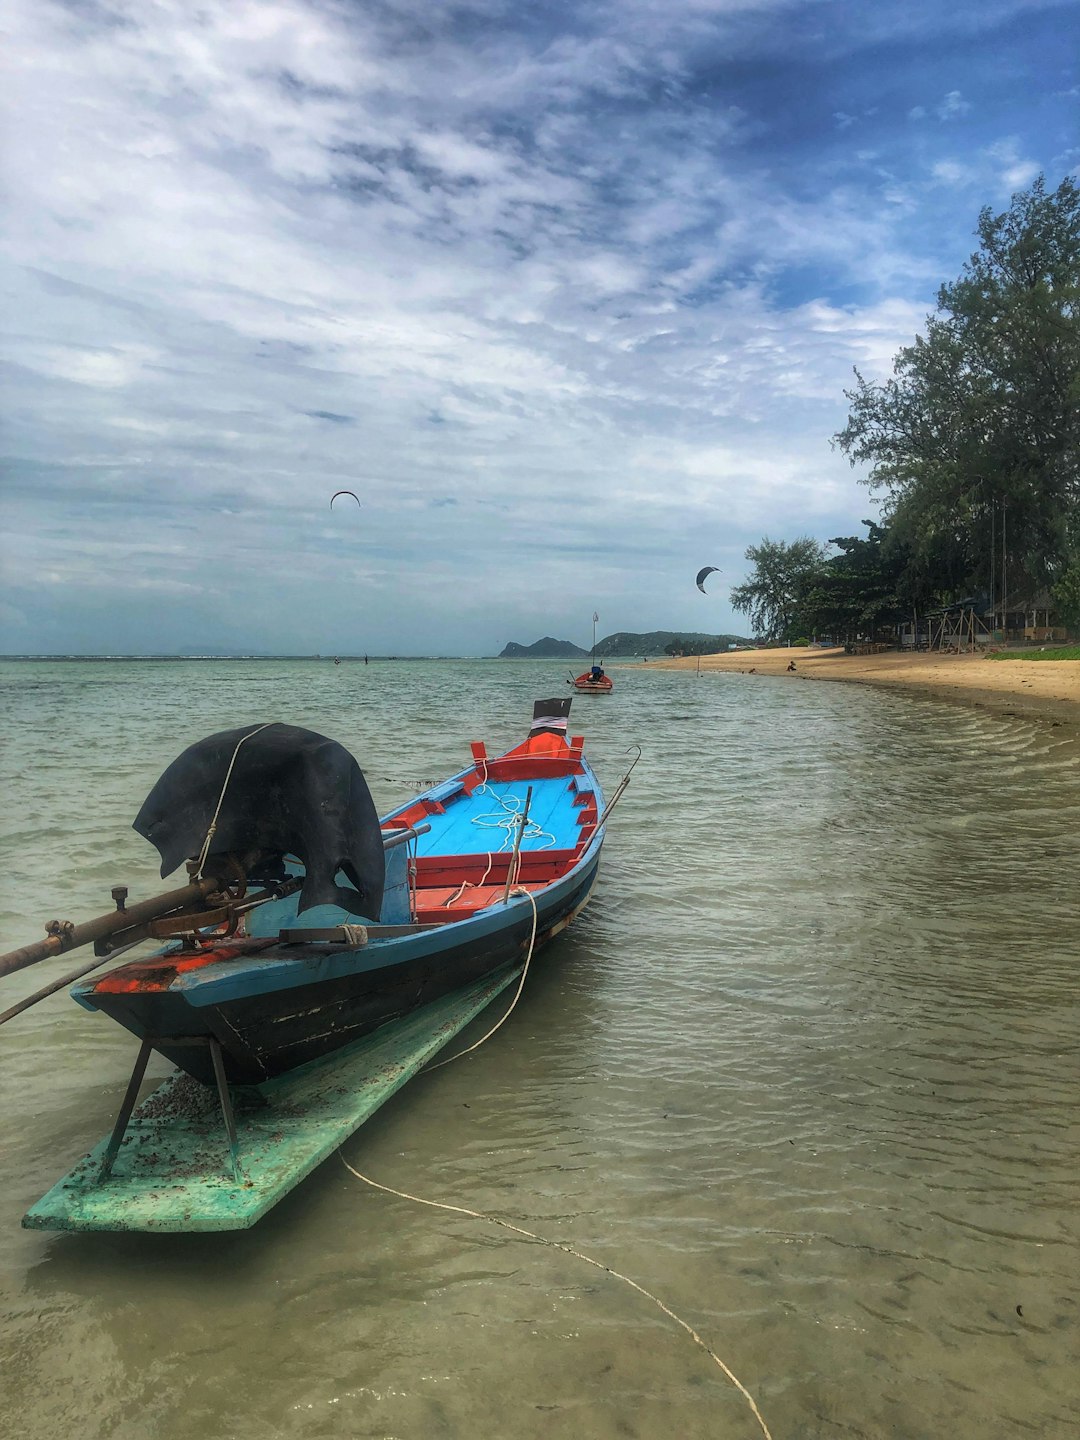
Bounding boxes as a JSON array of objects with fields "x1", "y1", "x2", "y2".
[
  {"x1": 244, "y1": 761, "x2": 602, "y2": 935},
  {"x1": 71, "y1": 732, "x2": 604, "y2": 1025}
]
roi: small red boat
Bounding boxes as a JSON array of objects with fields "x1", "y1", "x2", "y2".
[
  {"x1": 573, "y1": 615, "x2": 613, "y2": 693},
  {"x1": 573, "y1": 666, "x2": 613, "y2": 694}
]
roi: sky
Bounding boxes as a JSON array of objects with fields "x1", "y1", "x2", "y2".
[{"x1": 1, "y1": 0, "x2": 1077, "y2": 656}]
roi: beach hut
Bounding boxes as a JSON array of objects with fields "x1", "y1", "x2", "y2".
[{"x1": 995, "y1": 591, "x2": 1069, "y2": 644}]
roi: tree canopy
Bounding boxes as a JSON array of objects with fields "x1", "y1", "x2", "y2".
[
  {"x1": 834, "y1": 175, "x2": 1080, "y2": 607},
  {"x1": 797, "y1": 523, "x2": 914, "y2": 641},
  {"x1": 729, "y1": 536, "x2": 827, "y2": 640}
]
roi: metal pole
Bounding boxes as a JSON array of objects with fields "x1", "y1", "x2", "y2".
[
  {"x1": 210, "y1": 1038, "x2": 243, "y2": 1183},
  {"x1": 0, "y1": 944, "x2": 143, "y2": 1029},
  {"x1": 381, "y1": 822, "x2": 432, "y2": 852},
  {"x1": 0, "y1": 876, "x2": 223, "y2": 980},
  {"x1": 99, "y1": 1038, "x2": 154, "y2": 1182}
]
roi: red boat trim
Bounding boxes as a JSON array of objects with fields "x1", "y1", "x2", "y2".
[{"x1": 92, "y1": 938, "x2": 279, "y2": 995}]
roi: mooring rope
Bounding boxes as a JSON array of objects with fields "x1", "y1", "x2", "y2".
[
  {"x1": 426, "y1": 887, "x2": 538, "y2": 1070},
  {"x1": 338, "y1": 1149, "x2": 772, "y2": 1439},
  {"x1": 196, "y1": 723, "x2": 277, "y2": 879},
  {"x1": 339, "y1": 886, "x2": 772, "y2": 1437}
]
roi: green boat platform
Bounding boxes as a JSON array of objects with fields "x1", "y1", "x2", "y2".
[{"x1": 24, "y1": 966, "x2": 519, "y2": 1234}]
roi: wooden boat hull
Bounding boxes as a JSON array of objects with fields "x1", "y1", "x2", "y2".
[
  {"x1": 74, "y1": 723, "x2": 605, "y2": 1086},
  {"x1": 25, "y1": 969, "x2": 525, "y2": 1233},
  {"x1": 77, "y1": 858, "x2": 599, "y2": 1085}
]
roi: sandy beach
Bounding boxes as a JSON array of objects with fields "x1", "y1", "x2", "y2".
[{"x1": 636, "y1": 645, "x2": 1080, "y2": 724}]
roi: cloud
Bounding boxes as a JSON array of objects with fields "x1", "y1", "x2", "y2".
[
  {"x1": 910, "y1": 90, "x2": 972, "y2": 123},
  {"x1": 929, "y1": 137, "x2": 1041, "y2": 196},
  {"x1": 937, "y1": 90, "x2": 972, "y2": 120},
  {"x1": 0, "y1": 0, "x2": 1074, "y2": 653}
]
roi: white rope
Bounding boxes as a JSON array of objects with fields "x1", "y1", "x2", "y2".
[
  {"x1": 470, "y1": 789, "x2": 556, "y2": 852},
  {"x1": 339, "y1": 1104, "x2": 772, "y2": 1440},
  {"x1": 338, "y1": 882, "x2": 773, "y2": 1436},
  {"x1": 340, "y1": 1154, "x2": 772, "y2": 1438},
  {"x1": 442, "y1": 852, "x2": 495, "y2": 907},
  {"x1": 195, "y1": 723, "x2": 277, "y2": 879},
  {"x1": 426, "y1": 887, "x2": 538, "y2": 1069}
]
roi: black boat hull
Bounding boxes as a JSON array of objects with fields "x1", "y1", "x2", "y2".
[{"x1": 85, "y1": 865, "x2": 598, "y2": 1085}]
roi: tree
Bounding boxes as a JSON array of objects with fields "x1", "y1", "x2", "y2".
[
  {"x1": 1053, "y1": 557, "x2": 1080, "y2": 629},
  {"x1": 798, "y1": 522, "x2": 914, "y2": 641},
  {"x1": 730, "y1": 536, "x2": 827, "y2": 641},
  {"x1": 834, "y1": 175, "x2": 1080, "y2": 602}
]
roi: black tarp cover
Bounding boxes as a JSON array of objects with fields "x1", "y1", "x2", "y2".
[{"x1": 133, "y1": 723, "x2": 385, "y2": 917}]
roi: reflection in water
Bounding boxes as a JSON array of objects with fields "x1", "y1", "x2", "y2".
[{"x1": 1, "y1": 660, "x2": 1077, "y2": 1439}]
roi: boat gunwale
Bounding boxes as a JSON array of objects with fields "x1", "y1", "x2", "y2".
[{"x1": 73, "y1": 748, "x2": 605, "y2": 1012}]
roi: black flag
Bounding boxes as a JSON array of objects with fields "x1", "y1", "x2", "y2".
[{"x1": 530, "y1": 697, "x2": 572, "y2": 737}]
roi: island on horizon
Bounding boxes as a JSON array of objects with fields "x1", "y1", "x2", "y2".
[{"x1": 498, "y1": 630, "x2": 753, "y2": 659}]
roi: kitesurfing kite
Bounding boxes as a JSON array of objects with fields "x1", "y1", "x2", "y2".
[
  {"x1": 695, "y1": 566, "x2": 721, "y2": 593},
  {"x1": 330, "y1": 490, "x2": 362, "y2": 510}
]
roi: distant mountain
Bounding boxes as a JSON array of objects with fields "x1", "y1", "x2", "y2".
[
  {"x1": 498, "y1": 637, "x2": 589, "y2": 659},
  {"x1": 499, "y1": 630, "x2": 752, "y2": 659},
  {"x1": 593, "y1": 630, "x2": 751, "y2": 657}
]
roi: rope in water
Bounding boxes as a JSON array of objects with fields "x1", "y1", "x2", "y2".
[
  {"x1": 374, "y1": 774, "x2": 441, "y2": 790},
  {"x1": 339, "y1": 887, "x2": 773, "y2": 1437},
  {"x1": 195, "y1": 723, "x2": 277, "y2": 879},
  {"x1": 338, "y1": 1152, "x2": 772, "y2": 1440}
]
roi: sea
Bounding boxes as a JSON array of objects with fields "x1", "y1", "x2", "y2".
[{"x1": 1, "y1": 658, "x2": 1077, "y2": 1440}]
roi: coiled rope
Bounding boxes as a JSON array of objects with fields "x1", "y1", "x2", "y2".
[
  {"x1": 339, "y1": 886, "x2": 773, "y2": 1437},
  {"x1": 470, "y1": 788, "x2": 556, "y2": 851}
]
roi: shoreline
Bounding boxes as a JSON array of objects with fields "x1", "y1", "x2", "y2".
[{"x1": 626, "y1": 646, "x2": 1080, "y2": 727}]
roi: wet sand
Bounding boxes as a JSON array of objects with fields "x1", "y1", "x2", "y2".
[{"x1": 635, "y1": 645, "x2": 1080, "y2": 724}]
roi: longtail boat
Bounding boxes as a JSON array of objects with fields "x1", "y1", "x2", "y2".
[
  {"x1": 3, "y1": 698, "x2": 635, "y2": 1232},
  {"x1": 571, "y1": 611, "x2": 614, "y2": 693},
  {"x1": 572, "y1": 668, "x2": 614, "y2": 693}
]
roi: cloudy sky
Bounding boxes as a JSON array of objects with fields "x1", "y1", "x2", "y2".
[{"x1": 1, "y1": 0, "x2": 1077, "y2": 655}]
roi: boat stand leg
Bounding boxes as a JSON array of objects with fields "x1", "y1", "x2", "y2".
[
  {"x1": 99, "y1": 1038, "x2": 154, "y2": 1182},
  {"x1": 209, "y1": 1038, "x2": 243, "y2": 1182}
]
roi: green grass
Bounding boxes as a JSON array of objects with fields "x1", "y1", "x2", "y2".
[{"x1": 987, "y1": 645, "x2": 1080, "y2": 661}]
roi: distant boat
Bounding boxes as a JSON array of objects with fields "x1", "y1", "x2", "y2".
[
  {"x1": 572, "y1": 612, "x2": 614, "y2": 693},
  {"x1": 572, "y1": 667, "x2": 613, "y2": 693}
]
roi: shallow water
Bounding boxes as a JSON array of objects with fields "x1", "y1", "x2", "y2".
[{"x1": 1, "y1": 659, "x2": 1078, "y2": 1439}]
